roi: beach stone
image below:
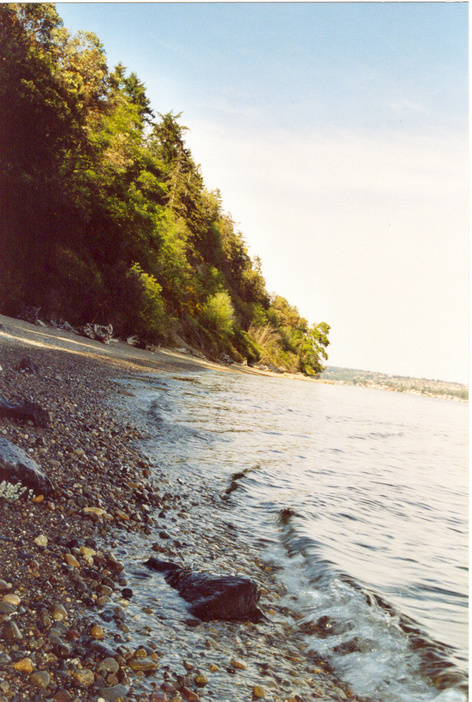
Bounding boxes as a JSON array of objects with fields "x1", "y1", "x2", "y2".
[
  {"x1": 52, "y1": 688, "x2": 74, "y2": 702},
  {"x1": 13, "y1": 657, "x2": 34, "y2": 673},
  {"x1": 230, "y1": 657, "x2": 248, "y2": 670},
  {"x1": 51, "y1": 603, "x2": 68, "y2": 620},
  {"x1": 2, "y1": 594, "x2": 20, "y2": 607},
  {"x1": 0, "y1": 437, "x2": 54, "y2": 495},
  {"x1": 30, "y1": 670, "x2": 51, "y2": 688},
  {"x1": 253, "y1": 685, "x2": 267, "y2": 699},
  {"x1": 34, "y1": 534, "x2": 48, "y2": 548},
  {"x1": 1, "y1": 621, "x2": 22, "y2": 641},
  {"x1": 97, "y1": 683, "x2": 130, "y2": 701},
  {"x1": 73, "y1": 668, "x2": 95, "y2": 686},
  {"x1": 97, "y1": 657, "x2": 120, "y2": 675},
  {"x1": 65, "y1": 552, "x2": 80, "y2": 568},
  {"x1": 180, "y1": 687, "x2": 200, "y2": 701},
  {"x1": 0, "y1": 580, "x2": 12, "y2": 593},
  {"x1": 194, "y1": 673, "x2": 208, "y2": 687},
  {"x1": 149, "y1": 692, "x2": 168, "y2": 701},
  {"x1": 127, "y1": 657, "x2": 159, "y2": 672},
  {"x1": 91, "y1": 623, "x2": 105, "y2": 639},
  {"x1": 0, "y1": 603, "x2": 16, "y2": 614}
]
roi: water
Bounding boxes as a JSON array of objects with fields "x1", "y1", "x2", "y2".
[{"x1": 120, "y1": 367, "x2": 468, "y2": 701}]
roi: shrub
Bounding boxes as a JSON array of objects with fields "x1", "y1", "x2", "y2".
[{"x1": 200, "y1": 291, "x2": 234, "y2": 337}]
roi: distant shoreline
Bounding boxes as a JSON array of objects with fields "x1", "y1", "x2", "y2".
[{"x1": 320, "y1": 367, "x2": 468, "y2": 402}]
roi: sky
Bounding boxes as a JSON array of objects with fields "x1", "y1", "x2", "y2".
[{"x1": 56, "y1": 2, "x2": 469, "y2": 383}]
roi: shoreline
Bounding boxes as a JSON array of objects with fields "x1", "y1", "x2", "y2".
[{"x1": 0, "y1": 315, "x2": 366, "y2": 702}]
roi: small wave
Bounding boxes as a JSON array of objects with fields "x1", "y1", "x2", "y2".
[{"x1": 276, "y1": 511, "x2": 468, "y2": 702}]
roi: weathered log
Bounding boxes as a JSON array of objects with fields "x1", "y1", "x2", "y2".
[
  {"x1": 0, "y1": 395, "x2": 50, "y2": 427},
  {"x1": 144, "y1": 557, "x2": 264, "y2": 622},
  {"x1": 0, "y1": 438, "x2": 55, "y2": 495}
]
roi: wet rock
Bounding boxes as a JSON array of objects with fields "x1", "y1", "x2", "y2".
[
  {"x1": 90, "y1": 640, "x2": 118, "y2": 658},
  {"x1": 144, "y1": 558, "x2": 264, "y2": 622},
  {"x1": 91, "y1": 623, "x2": 105, "y2": 639},
  {"x1": 127, "y1": 656, "x2": 159, "y2": 672},
  {"x1": 230, "y1": 657, "x2": 248, "y2": 670},
  {"x1": 253, "y1": 685, "x2": 267, "y2": 698},
  {"x1": 97, "y1": 683, "x2": 130, "y2": 701},
  {"x1": 96, "y1": 657, "x2": 120, "y2": 675},
  {"x1": 0, "y1": 438, "x2": 55, "y2": 495},
  {"x1": 194, "y1": 673, "x2": 208, "y2": 687}
]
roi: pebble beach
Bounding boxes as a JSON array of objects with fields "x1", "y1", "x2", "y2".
[{"x1": 0, "y1": 315, "x2": 367, "y2": 702}]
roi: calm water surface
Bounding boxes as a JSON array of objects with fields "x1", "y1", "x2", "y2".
[{"x1": 128, "y1": 368, "x2": 468, "y2": 702}]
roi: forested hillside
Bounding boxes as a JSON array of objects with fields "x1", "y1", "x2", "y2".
[{"x1": 0, "y1": 4, "x2": 330, "y2": 375}]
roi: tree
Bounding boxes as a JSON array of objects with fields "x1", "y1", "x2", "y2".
[{"x1": 298, "y1": 322, "x2": 331, "y2": 376}]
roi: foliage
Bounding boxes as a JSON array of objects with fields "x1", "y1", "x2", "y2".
[{"x1": 0, "y1": 4, "x2": 330, "y2": 376}]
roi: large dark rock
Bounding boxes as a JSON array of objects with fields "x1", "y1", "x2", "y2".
[
  {"x1": 0, "y1": 438, "x2": 55, "y2": 496},
  {"x1": 0, "y1": 395, "x2": 50, "y2": 427},
  {"x1": 17, "y1": 356, "x2": 40, "y2": 375},
  {"x1": 144, "y1": 558, "x2": 264, "y2": 622}
]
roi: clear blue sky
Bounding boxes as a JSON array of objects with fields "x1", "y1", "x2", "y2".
[{"x1": 57, "y1": 2, "x2": 468, "y2": 383}]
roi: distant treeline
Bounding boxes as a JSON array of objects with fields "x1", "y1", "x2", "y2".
[
  {"x1": 0, "y1": 4, "x2": 329, "y2": 374},
  {"x1": 321, "y1": 367, "x2": 468, "y2": 400}
]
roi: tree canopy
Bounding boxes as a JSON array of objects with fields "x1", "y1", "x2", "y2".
[{"x1": 0, "y1": 3, "x2": 330, "y2": 375}]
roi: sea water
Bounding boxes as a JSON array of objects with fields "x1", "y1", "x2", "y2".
[{"x1": 124, "y1": 367, "x2": 468, "y2": 701}]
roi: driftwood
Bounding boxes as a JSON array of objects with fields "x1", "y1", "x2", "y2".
[
  {"x1": 0, "y1": 438, "x2": 55, "y2": 496},
  {"x1": 144, "y1": 557, "x2": 264, "y2": 622},
  {"x1": 80, "y1": 323, "x2": 113, "y2": 344},
  {"x1": 0, "y1": 395, "x2": 50, "y2": 427}
]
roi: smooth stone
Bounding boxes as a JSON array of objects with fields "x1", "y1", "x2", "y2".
[
  {"x1": 29, "y1": 670, "x2": 51, "y2": 688},
  {"x1": 127, "y1": 657, "x2": 159, "y2": 672},
  {"x1": 231, "y1": 657, "x2": 248, "y2": 670},
  {"x1": 1, "y1": 621, "x2": 22, "y2": 641},
  {"x1": 13, "y1": 657, "x2": 34, "y2": 673},
  {"x1": 64, "y1": 553, "x2": 80, "y2": 568},
  {"x1": 73, "y1": 668, "x2": 95, "y2": 686},
  {"x1": 97, "y1": 683, "x2": 130, "y2": 701},
  {"x1": 194, "y1": 674, "x2": 208, "y2": 687},
  {"x1": 96, "y1": 657, "x2": 120, "y2": 675},
  {"x1": 34, "y1": 535, "x2": 48, "y2": 548},
  {"x1": 91, "y1": 624, "x2": 105, "y2": 639},
  {"x1": 51, "y1": 604, "x2": 68, "y2": 621},
  {"x1": 2, "y1": 594, "x2": 20, "y2": 607},
  {"x1": 253, "y1": 686, "x2": 267, "y2": 699}
]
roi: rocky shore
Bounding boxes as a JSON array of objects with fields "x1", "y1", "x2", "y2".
[{"x1": 0, "y1": 316, "x2": 367, "y2": 702}]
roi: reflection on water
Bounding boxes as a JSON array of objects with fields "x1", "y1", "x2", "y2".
[{"x1": 123, "y1": 370, "x2": 468, "y2": 702}]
